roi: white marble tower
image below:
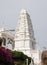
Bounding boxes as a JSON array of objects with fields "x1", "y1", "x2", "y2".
[{"x1": 14, "y1": 9, "x2": 36, "y2": 57}]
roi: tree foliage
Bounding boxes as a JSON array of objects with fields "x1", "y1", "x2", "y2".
[{"x1": 0, "y1": 46, "x2": 31, "y2": 65}]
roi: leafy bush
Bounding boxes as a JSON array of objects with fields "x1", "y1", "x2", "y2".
[
  {"x1": 11, "y1": 51, "x2": 27, "y2": 60},
  {"x1": 0, "y1": 46, "x2": 31, "y2": 65},
  {"x1": 11, "y1": 50, "x2": 31, "y2": 65},
  {"x1": 0, "y1": 46, "x2": 14, "y2": 65}
]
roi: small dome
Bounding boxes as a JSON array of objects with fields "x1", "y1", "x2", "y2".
[{"x1": 20, "y1": 9, "x2": 27, "y2": 14}]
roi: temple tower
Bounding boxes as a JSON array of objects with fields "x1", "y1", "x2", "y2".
[{"x1": 14, "y1": 9, "x2": 36, "y2": 57}]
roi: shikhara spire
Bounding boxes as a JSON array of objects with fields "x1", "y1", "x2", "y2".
[{"x1": 14, "y1": 9, "x2": 36, "y2": 57}]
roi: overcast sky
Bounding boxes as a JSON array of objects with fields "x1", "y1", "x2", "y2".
[{"x1": 0, "y1": 0, "x2": 47, "y2": 50}]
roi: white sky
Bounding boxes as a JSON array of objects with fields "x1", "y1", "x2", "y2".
[{"x1": 0, "y1": 0, "x2": 47, "y2": 50}]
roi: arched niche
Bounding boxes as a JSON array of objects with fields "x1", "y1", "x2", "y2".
[
  {"x1": 2, "y1": 37, "x2": 6, "y2": 46},
  {"x1": 7, "y1": 38, "x2": 14, "y2": 50},
  {"x1": 0, "y1": 37, "x2": 3, "y2": 46}
]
